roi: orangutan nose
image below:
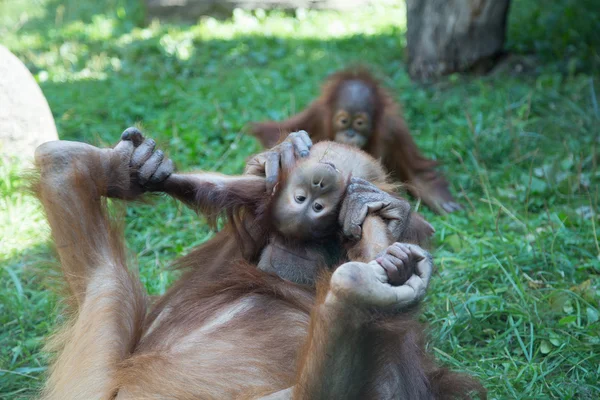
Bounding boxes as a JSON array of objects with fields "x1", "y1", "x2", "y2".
[{"x1": 311, "y1": 164, "x2": 339, "y2": 190}]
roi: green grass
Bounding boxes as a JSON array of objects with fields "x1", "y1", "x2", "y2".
[{"x1": 1, "y1": 0, "x2": 599, "y2": 398}]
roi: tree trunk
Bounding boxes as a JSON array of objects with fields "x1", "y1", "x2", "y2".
[{"x1": 406, "y1": 0, "x2": 511, "y2": 80}]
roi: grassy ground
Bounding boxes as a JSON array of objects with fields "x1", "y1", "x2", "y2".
[{"x1": 1, "y1": 0, "x2": 599, "y2": 398}]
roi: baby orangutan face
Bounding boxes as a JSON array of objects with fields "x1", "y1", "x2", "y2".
[
  {"x1": 332, "y1": 80, "x2": 376, "y2": 149},
  {"x1": 273, "y1": 159, "x2": 346, "y2": 241}
]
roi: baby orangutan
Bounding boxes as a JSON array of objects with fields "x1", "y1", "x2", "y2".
[
  {"x1": 250, "y1": 68, "x2": 462, "y2": 214},
  {"x1": 156, "y1": 130, "x2": 434, "y2": 285},
  {"x1": 250, "y1": 132, "x2": 434, "y2": 285}
]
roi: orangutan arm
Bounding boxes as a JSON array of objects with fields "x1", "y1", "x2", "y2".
[{"x1": 250, "y1": 100, "x2": 329, "y2": 148}]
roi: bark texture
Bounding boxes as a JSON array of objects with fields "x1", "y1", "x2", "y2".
[{"x1": 406, "y1": 0, "x2": 511, "y2": 80}]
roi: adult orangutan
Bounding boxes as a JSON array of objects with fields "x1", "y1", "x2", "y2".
[
  {"x1": 250, "y1": 68, "x2": 462, "y2": 215},
  {"x1": 34, "y1": 128, "x2": 484, "y2": 399}
]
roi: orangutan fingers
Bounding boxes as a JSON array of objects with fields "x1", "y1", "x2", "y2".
[
  {"x1": 113, "y1": 138, "x2": 135, "y2": 160},
  {"x1": 346, "y1": 177, "x2": 380, "y2": 195},
  {"x1": 340, "y1": 191, "x2": 383, "y2": 237},
  {"x1": 299, "y1": 130, "x2": 313, "y2": 149},
  {"x1": 442, "y1": 201, "x2": 462, "y2": 213},
  {"x1": 343, "y1": 209, "x2": 366, "y2": 240},
  {"x1": 289, "y1": 131, "x2": 310, "y2": 158},
  {"x1": 264, "y1": 151, "x2": 281, "y2": 194},
  {"x1": 244, "y1": 153, "x2": 267, "y2": 177},
  {"x1": 149, "y1": 158, "x2": 175, "y2": 185},
  {"x1": 131, "y1": 138, "x2": 156, "y2": 168},
  {"x1": 138, "y1": 150, "x2": 164, "y2": 185},
  {"x1": 377, "y1": 256, "x2": 403, "y2": 285},
  {"x1": 391, "y1": 281, "x2": 421, "y2": 308},
  {"x1": 290, "y1": 130, "x2": 312, "y2": 150},
  {"x1": 379, "y1": 199, "x2": 411, "y2": 239},
  {"x1": 386, "y1": 243, "x2": 410, "y2": 263},
  {"x1": 279, "y1": 141, "x2": 296, "y2": 173},
  {"x1": 407, "y1": 244, "x2": 432, "y2": 282},
  {"x1": 342, "y1": 195, "x2": 388, "y2": 240},
  {"x1": 402, "y1": 274, "x2": 427, "y2": 305},
  {"x1": 379, "y1": 197, "x2": 410, "y2": 219}
]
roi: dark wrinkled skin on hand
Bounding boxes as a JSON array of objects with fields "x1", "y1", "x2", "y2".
[
  {"x1": 245, "y1": 130, "x2": 313, "y2": 194},
  {"x1": 113, "y1": 127, "x2": 175, "y2": 196},
  {"x1": 375, "y1": 242, "x2": 426, "y2": 286},
  {"x1": 339, "y1": 177, "x2": 411, "y2": 241}
]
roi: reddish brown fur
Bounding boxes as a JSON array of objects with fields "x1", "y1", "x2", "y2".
[
  {"x1": 34, "y1": 139, "x2": 483, "y2": 399},
  {"x1": 164, "y1": 173, "x2": 272, "y2": 263},
  {"x1": 250, "y1": 67, "x2": 457, "y2": 214},
  {"x1": 34, "y1": 142, "x2": 148, "y2": 399},
  {"x1": 166, "y1": 142, "x2": 432, "y2": 285},
  {"x1": 161, "y1": 146, "x2": 378, "y2": 263},
  {"x1": 291, "y1": 271, "x2": 485, "y2": 399}
]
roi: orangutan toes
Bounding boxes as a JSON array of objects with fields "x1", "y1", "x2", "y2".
[
  {"x1": 120, "y1": 126, "x2": 144, "y2": 145},
  {"x1": 113, "y1": 127, "x2": 175, "y2": 190},
  {"x1": 33, "y1": 127, "x2": 176, "y2": 200},
  {"x1": 412, "y1": 176, "x2": 462, "y2": 214}
]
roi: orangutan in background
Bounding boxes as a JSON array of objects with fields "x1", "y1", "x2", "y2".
[{"x1": 250, "y1": 68, "x2": 462, "y2": 214}]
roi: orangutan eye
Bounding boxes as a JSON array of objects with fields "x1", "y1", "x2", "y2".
[
  {"x1": 354, "y1": 118, "x2": 367, "y2": 130},
  {"x1": 340, "y1": 118, "x2": 348, "y2": 125},
  {"x1": 313, "y1": 203, "x2": 323, "y2": 212},
  {"x1": 295, "y1": 195, "x2": 306, "y2": 203}
]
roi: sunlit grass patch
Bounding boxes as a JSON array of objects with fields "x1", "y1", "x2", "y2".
[{"x1": 1, "y1": 0, "x2": 599, "y2": 398}]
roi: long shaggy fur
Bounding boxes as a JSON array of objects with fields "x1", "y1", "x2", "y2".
[
  {"x1": 249, "y1": 67, "x2": 454, "y2": 213},
  {"x1": 33, "y1": 139, "x2": 483, "y2": 399}
]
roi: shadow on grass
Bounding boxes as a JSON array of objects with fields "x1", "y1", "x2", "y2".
[
  {"x1": 1, "y1": 0, "x2": 599, "y2": 399},
  {"x1": 9, "y1": 0, "x2": 600, "y2": 77}
]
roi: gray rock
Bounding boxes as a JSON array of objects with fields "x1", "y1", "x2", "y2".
[{"x1": 0, "y1": 45, "x2": 58, "y2": 162}]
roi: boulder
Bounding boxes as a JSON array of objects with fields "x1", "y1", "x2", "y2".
[{"x1": 0, "y1": 45, "x2": 58, "y2": 162}]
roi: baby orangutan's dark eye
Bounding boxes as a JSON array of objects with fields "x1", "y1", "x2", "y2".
[
  {"x1": 295, "y1": 195, "x2": 306, "y2": 203},
  {"x1": 313, "y1": 203, "x2": 323, "y2": 212}
]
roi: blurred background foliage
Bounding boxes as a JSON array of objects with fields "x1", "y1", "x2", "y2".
[{"x1": 0, "y1": 0, "x2": 599, "y2": 398}]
